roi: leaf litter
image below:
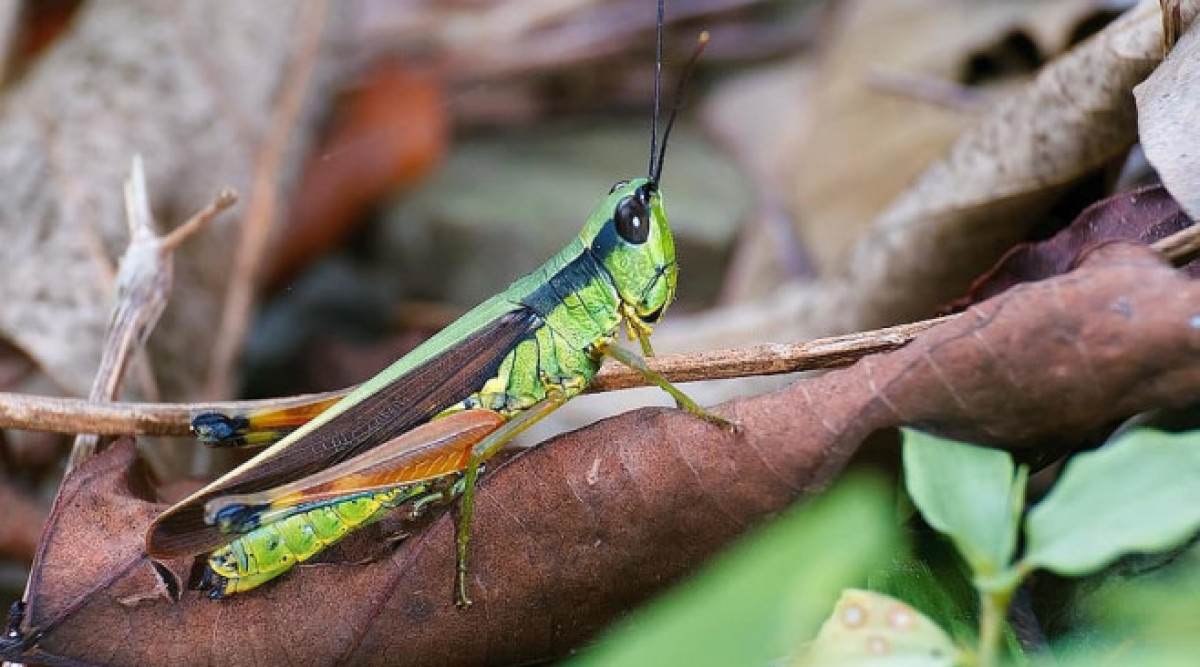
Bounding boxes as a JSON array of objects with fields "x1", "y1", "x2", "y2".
[
  {"x1": 10, "y1": 242, "x2": 1200, "y2": 666},
  {"x1": 5, "y1": 1, "x2": 1200, "y2": 665}
]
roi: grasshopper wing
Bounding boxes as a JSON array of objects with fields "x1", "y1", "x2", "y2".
[
  {"x1": 198, "y1": 409, "x2": 505, "y2": 540},
  {"x1": 148, "y1": 305, "x2": 539, "y2": 558}
]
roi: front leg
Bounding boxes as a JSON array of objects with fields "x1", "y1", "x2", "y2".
[
  {"x1": 632, "y1": 329, "x2": 691, "y2": 411},
  {"x1": 595, "y1": 339, "x2": 740, "y2": 433}
]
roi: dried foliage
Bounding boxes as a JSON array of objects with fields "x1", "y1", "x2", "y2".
[
  {"x1": 8, "y1": 244, "x2": 1200, "y2": 665},
  {"x1": 659, "y1": 0, "x2": 1200, "y2": 354},
  {"x1": 951, "y1": 184, "x2": 1197, "y2": 308},
  {"x1": 0, "y1": 0, "x2": 330, "y2": 400},
  {"x1": 1, "y1": 1, "x2": 1200, "y2": 665},
  {"x1": 1136, "y1": 9, "x2": 1200, "y2": 218}
]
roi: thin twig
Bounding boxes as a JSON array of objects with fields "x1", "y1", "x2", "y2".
[
  {"x1": 592, "y1": 316, "x2": 951, "y2": 391},
  {"x1": 0, "y1": 0, "x2": 22, "y2": 86},
  {"x1": 161, "y1": 189, "x2": 238, "y2": 251},
  {"x1": 1, "y1": 221, "x2": 1196, "y2": 439},
  {"x1": 203, "y1": 0, "x2": 327, "y2": 399},
  {"x1": 1162, "y1": 0, "x2": 1183, "y2": 55},
  {"x1": 0, "y1": 317, "x2": 949, "y2": 437},
  {"x1": 1151, "y1": 216, "x2": 1200, "y2": 261},
  {"x1": 64, "y1": 159, "x2": 236, "y2": 472}
]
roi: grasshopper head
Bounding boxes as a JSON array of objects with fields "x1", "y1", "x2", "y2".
[
  {"x1": 578, "y1": 11, "x2": 707, "y2": 328},
  {"x1": 583, "y1": 177, "x2": 676, "y2": 324}
]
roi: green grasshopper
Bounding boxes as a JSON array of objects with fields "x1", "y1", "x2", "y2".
[{"x1": 146, "y1": 2, "x2": 730, "y2": 607}]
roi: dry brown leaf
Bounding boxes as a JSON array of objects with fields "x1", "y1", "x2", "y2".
[
  {"x1": 788, "y1": 0, "x2": 1025, "y2": 276},
  {"x1": 7, "y1": 242, "x2": 1200, "y2": 666},
  {"x1": 0, "y1": 1, "x2": 332, "y2": 400},
  {"x1": 651, "y1": 0, "x2": 1196, "y2": 359},
  {"x1": 775, "y1": 0, "x2": 1122, "y2": 285},
  {"x1": 1135, "y1": 12, "x2": 1200, "y2": 219},
  {"x1": 826, "y1": 0, "x2": 1190, "y2": 328},
  {"x1": 949, "y1": 184, "x2": 1195, "y2": 308}
]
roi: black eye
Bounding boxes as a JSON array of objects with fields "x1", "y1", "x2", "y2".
[{"x1": 614, "y1": 194, "x2": 650, "y2": 244}]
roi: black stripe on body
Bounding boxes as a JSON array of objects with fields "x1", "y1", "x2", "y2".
[
  {"x1": 456, "y1": 250, "x2": 620, "y2": 413},
  {"x1": 525, "y1": 248, "x2": 622, "y2": 356},
  {"x1": 521, "y1": 249, "x2": 614, "y2": 322},
  {"x1": 588, "y1": 221, "x2": 623, "y2": 269}
]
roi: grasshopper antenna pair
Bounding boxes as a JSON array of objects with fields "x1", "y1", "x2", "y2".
[{"x1": 647, "y1": 0, "x2": 710, "y2": 187}]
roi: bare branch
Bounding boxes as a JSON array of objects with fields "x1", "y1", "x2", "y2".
[
  {"x1": 65, "y1": 158, "x2": 236, "y2": 471},
  {"x1": 0, "y1": 220, "x2": 1195, "y2": 440},
  {"x1": 160, "y1": 189, "x2": 238, "y2": 251},
  {"x1": 0, "y1": 317, "x2": 946, "y2": 437}
]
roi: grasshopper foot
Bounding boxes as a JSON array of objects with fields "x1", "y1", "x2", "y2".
[
  {"x1": 455, "y1": 573, "x2": 474, "y2": 609},
  {"x1": 704, "y1": 412, "x2": 741, "y2": 434},
  {"x1": 719, "y1": 416, "x2": 743, "y2": 434},
  {"x1": 679, "y1": 404, "x2": 741, "y2": 434}
]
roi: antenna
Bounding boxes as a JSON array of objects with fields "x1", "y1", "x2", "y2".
[
  {"x1": 651, "y1": 30, "x2": 709, "y2": 186},
  {"x1": 648, "y1": 0, "x2": 665, "y2": 180}
]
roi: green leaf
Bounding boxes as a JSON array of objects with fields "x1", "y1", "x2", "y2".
[
  {"x1": 902, "y1": 429, "x2": 1026, "y2": 578},
  {"x1": 868, "y1": 553, "x2": 1028, "y2": 664},
  {"x1": 1049, "y1": 551, "x2": 1200, "y2": 664},
  {"x1": 799, "y1": 589, "x2": 964, "y2": 667},
  {"x1": 1041, "y1": 645, "x2": 1200, "y2": 667},
  {"x1": 1022, "y1": 429, "x2": 1200, "y2": 577},
  {"x1": 868, "y1": 556, "x2": 979, "y2": 644},
  {"x1": 1086, "y1": 553, "x2": 1200, "y2": 645},
  {"x1": 569, "y1": 476, "x2": 899, "y2": 667}
]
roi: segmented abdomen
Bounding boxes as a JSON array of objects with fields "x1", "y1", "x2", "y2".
[{"x1": 203, "y1": 486, "x2": 422, "y2": 597}]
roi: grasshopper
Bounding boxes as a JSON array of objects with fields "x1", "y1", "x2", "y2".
[{"x1": 147, "y1": 0, "x2": 730, "y2": 607}]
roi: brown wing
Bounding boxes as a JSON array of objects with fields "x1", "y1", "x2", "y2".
[{"x1": 147, "y1": 308, "x2": 539, "y2": 558}]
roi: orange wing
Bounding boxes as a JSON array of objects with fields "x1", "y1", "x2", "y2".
[{"x1": 147, "y1": 409, "x2": 504, "y2": 558}]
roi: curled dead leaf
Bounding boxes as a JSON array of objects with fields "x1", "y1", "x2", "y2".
[
  {"x1": 8, "y1": 243, "x2": 1200, "y2": 666},
  {"x1": 950, "y1": 184, "x2": 1196, "y2": 309}
]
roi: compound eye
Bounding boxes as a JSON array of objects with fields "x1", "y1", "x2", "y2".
[{"x1": 614, "y1": 194, "x2": 651, "y2": 244}]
